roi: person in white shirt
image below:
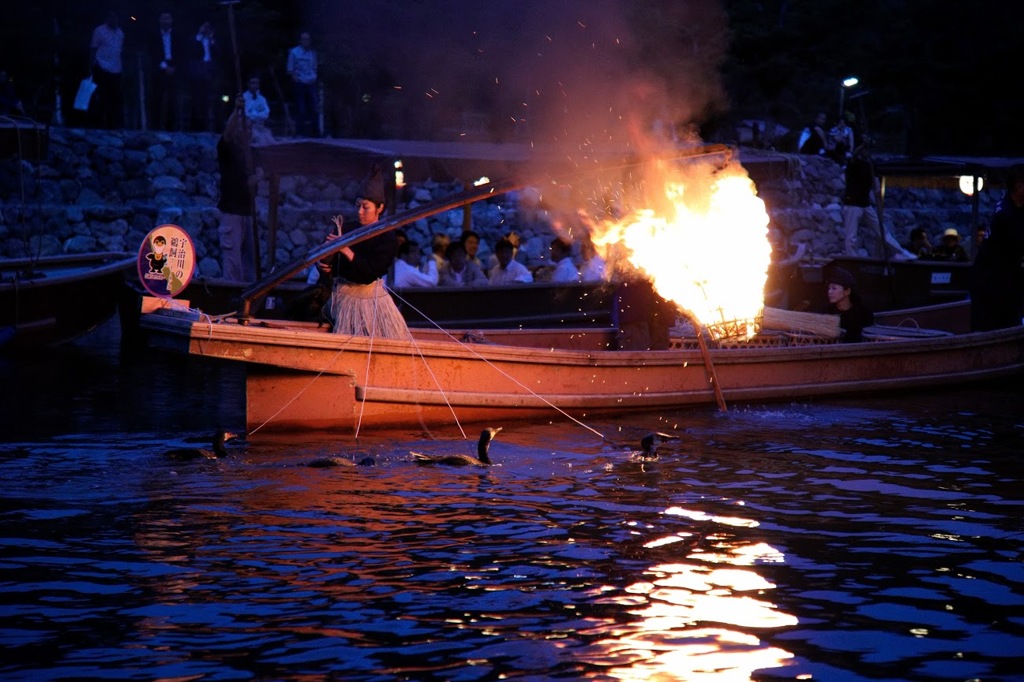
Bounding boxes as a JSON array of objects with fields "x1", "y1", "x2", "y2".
[
  {"x1": 243, "y1": 76, "x2": 273, "y2": 143},
  {"x1": 549, "y1": 237, "x2": 580, "y2": 283},
  {"x1": 392, "y1": 241, "x2": 438, "y2": 288},
  {"x1": 579, "y1": 233, "x2": 607, "y2": 282},
  {"x1": 488, "y1": 238, "x2": 533, "y2": 285},
  {"x1": 431, "y1": 233, "x2": 451, "y2": 271},
  {"x1": 90, "y1": 11, "x2": 124, "y2": 128},
  {"x1": 439, "y1": 241, "x2": 487, "y2": 287},
  {"x1": 286, "y1": 32, "x2": 318, "y2": 136}
]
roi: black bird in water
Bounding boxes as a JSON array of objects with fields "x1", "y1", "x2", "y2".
[
  {"x1": 306, "y1": 455, "x2": 376, "y2": 468},
  {"x1": 411, "y1": 427, "x2": 502, "y2": 466},
  {"x1": 638, "y1": 432, "x2": 674, "y2": 459},
  {"x1": 165, "y1": 430, "x2": 238, "y2": 461}
]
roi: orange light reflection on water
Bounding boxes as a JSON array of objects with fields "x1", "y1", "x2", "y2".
[{"x1": 577, "y1": 510, "x2": 799, "y2": 680}]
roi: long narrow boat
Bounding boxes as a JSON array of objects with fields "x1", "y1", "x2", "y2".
[
  {"x1": 140, "y1": 298, "x2": 1024, "y2": 433},
  {"x1": 1, "y1": 251, "x2": 136, "y2": 350},
  {"x1": 137, "y1": 178, "x2": 1024, "y2": 433}
]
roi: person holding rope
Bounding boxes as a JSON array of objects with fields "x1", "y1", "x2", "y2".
[{"x1": 316, "y1": 167, "x2": 409, "y2": 338}]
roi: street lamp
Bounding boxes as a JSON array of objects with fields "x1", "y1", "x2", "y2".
[{"x1": 839, "y1": 76, "x2": 859, "y2": 123}]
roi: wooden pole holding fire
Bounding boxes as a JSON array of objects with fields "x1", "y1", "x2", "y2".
[{"x1": 680, "y1": 310, "x2": 728, "y2": 413}]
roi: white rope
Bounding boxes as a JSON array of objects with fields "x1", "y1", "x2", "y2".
[{"x1": 386, "y1": 285, "x2": 605, "y2": 440}]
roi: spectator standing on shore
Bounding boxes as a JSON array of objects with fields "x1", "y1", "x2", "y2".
[
  {"x1": 190, "y1": 21, "x2": 217, "y2": 131},
  {"x1": 153, "y1": 12, "x2": 183, "y2": 130},
  {"x1": 243, "y1": 75, "x2": 273, "y2": 143},
  {"x1": 798, "y1": 112, "x2": 830, "y2": 156},
  {"x1": 286, "y1": 32, "x2": 318, "y2": 136},
  {"x1": 970, "y1": 165, "x2": 1024, "y2": 331},
  {"x1": 842, "y1": 145, "x2": 917, "y2": 260},
  {"x1": 828, "y1": 112, "x2": 856, "y2": 165},
  {"x1": 89, "y1": 12, "x2": 124, "y2": 128},
  {"x1": 216, "y1": 99, "x2": 258, "y2": 282}
]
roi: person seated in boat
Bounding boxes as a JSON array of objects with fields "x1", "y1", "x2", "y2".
[
  {"x1": 821, "y1": 266, "x2": 873, "y2": 342},
  {"x1": 485, "y1": 231, "x2": 522, "y2": 274},
  {"x1": 391, "y1": 239, "x2": 438, "y2": 288},
  {"x1": 431, "y1": 232, "x2": 451, "y2": 271},
  {"x1": 460, "y1": 230, "x2": 485, "y2": 270},
  {"x1": 579, "y1": 232, "x2": 608, "y2": 283},
  {"x1": 906, "y1": 227, "x2": 934, "y2": 260},
  {"x1": 931, "y1": 228, "x2": 969, "y2": 263},
  {"x1": 549, "y1": 237, "x2": 581, "y2": 283},
  {"x1": 488, "y1": 238, "x2": 533, "y2": 285},
  {"x1": 438, "y1": 240, "x2": 487, "y2": 287},
  {"x1": 316, "y1": 166, "x2": 409, "y2": 338}
]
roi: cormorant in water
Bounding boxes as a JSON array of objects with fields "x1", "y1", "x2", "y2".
[
  {"x1": 638, "y1": 432, "x2": 674, "y2": 459},
  {"x1": 165, "y1": 430, "x2": 238, "y2": 461},
  {"x1": 411, "y1": 427, "x2": 501, "y2": 466}
]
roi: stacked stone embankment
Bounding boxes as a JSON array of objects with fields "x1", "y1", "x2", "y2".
[{"x1": 0, "y1": 128, "x2": 997, "y2": 274}]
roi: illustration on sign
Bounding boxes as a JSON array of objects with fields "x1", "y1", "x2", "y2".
[{"x1": 137, "y1": 224, "x2": 196, "y2": 298}]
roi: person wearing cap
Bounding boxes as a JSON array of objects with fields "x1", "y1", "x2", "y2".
[
  {"x1": 318, "y1": 166, "x2": 409, "y2": 338},
  {"x1": 821, "y1": 267, "x2": 874, "y2": 342},
  {"x1": 931, "y1": 228, "x2": 969, "y2": 263}
]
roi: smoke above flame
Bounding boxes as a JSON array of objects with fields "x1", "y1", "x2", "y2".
[{"x1": 588, "y1": 160, "x2": 771, "y2": 338}]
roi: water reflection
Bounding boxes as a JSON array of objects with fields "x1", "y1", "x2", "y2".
[{"x1": 2, "y1": 325, "x2": 1023, "y2": 680}]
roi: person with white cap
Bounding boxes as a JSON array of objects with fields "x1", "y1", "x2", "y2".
[{"x1": 931, "y1": 228, "x2": 969, "y2": 262}]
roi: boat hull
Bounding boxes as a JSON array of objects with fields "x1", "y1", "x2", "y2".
[
  {"x1": 1, "y1": 252, "x2": 136, "y2": 350},
  {"x1": 140, "y1": 306, "x2": 1024, "y2": 433}
]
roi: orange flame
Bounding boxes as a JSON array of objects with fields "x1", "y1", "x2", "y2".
[{"x1": 591, "y1": 163, "x2": 771, "y2": 339}]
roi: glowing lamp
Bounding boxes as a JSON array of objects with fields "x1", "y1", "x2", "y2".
[{"x1": 959, "y1": 175, "x2": 983, "y2": 196}]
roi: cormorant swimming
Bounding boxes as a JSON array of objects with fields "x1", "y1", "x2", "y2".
[{"x1": 411, "y1": 427, "x2": 501, "y2": 466}]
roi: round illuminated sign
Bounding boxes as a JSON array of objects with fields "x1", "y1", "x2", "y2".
[{"x1": 137, "y1": 224, "x2": 196, "y2": 298}]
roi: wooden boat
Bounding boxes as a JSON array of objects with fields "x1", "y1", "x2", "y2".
[
  {"x1": 779, "y1": 256, "x2": 972, "y2": 314},
  {"x1": 137, "y1": 181, "x2": 1024, "y2": 434},
  {"x1": 0, "y1": 251, "x2": 136, "y2": 350},
  {"x1": 140, "y1": 297, "x2": 1024, "y2": 434}
]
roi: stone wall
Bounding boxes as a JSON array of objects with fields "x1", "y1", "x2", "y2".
[{"x1": 0, "y1": 128, "x2": 999, "y2": 274}]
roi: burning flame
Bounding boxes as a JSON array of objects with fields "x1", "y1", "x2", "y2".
[{"x1": 591, "y1": 164, "x2": 771, "y2": 339}]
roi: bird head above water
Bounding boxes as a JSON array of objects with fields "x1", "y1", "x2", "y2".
[
  {"x1": 411, "y1": 427, "x2": 502, "y2": 466},
  {"x1": 167, "y1": 429, "x2": 239, "y2": 461},
  {"x1": 639, "y1": 431, "x2": 674, "y2": 458}
]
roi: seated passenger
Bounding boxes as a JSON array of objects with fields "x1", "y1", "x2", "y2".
[
  {"x1": 579, "y1": 233, "x2": 607, "y2": 282},
  {"x1": 907, "y1": 226, "x2": 934, "y2": 259},
  {"x1": 931, "y1": 228, "x2": 969, "y2": 262},
  {"x1": 438, "y1": 240, "x2": 487, "y2": 287},
  {"x1": 488, "y1": 238, "x2": 533, "y2": 285},
  {"x1": 820, "y1": 266, "x2": 873, "y2": 342},
  {"x1": 549, "y1": 237, "x2": 581, "y2": 283},
  {"x1": 392, "y1": 240, "x2": 438, "y2": 288}
]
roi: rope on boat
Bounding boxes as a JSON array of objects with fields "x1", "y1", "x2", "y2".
[{"x1": 387, "y1": 286, "x2": 606, "y2": 440}]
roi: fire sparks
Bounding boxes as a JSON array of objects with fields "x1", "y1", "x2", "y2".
[{"x1": 590, "y1": 163, "x2": 771, "y2": 339}]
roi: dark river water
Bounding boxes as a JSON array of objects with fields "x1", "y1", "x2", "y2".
[{"x1": 2, "y1": 320, "x2": 1023, "y2": 681}]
